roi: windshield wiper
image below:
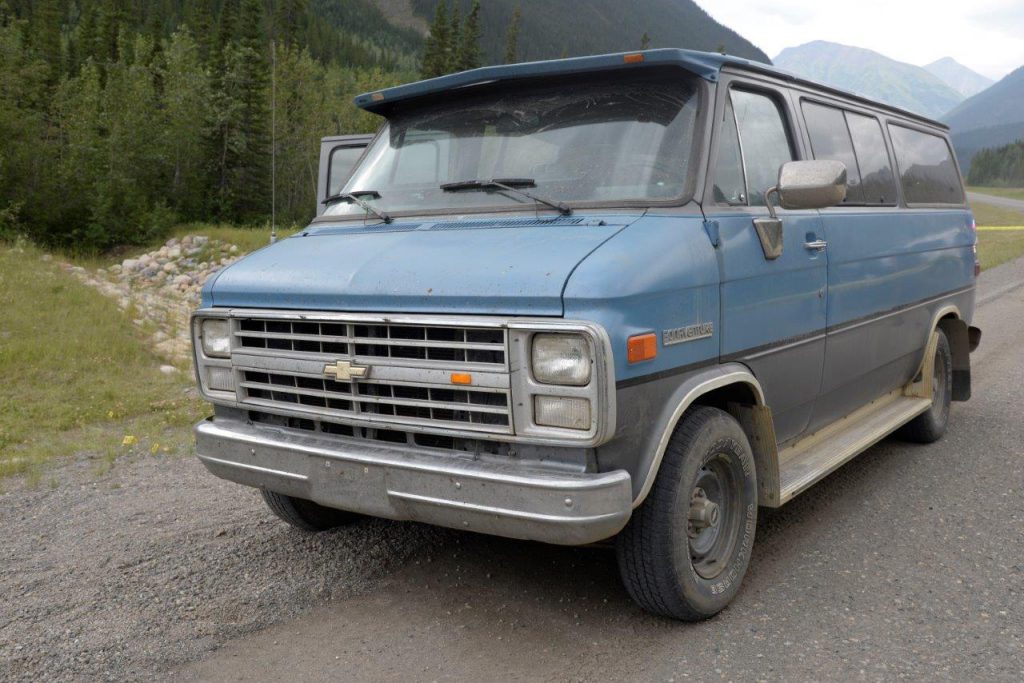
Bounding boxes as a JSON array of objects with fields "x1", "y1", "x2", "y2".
[
  {"x1": 321, "y1": 189, "x2": 392, "y2": 224},
  {"x1": 440, "y1": 178, "x2": 572, "y2": 216}
]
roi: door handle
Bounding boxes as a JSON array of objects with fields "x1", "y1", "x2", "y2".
[{"x1": 804, "y1": 239, "x2": 828, "y2": 251}]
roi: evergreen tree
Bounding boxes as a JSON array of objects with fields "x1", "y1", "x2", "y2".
[
  {"x1": 189, "y1": 0, "x2": 214, "y2": 63},
  {"x1": 97, "y1": 0, "x2": 125, "y2": 64},
  {"x1": 420, "y1": 0, "x2": 448, "y2": 79},
  {"x1": 640, "y1": 32, "x2": 651, "y2": 50},
  {"x1": 31, "y1": 0, "x2": 63, "y2": 84},
  {"x1": 447, "y1": 3, "x2": 460, "y2": 73},
  {"x1": 77, "y1": 4, "x2": 99, "y2": 64},
  {"x1": 503, "y1": 5, "x2": 520, "y2": 64},
  {"x1": 455, "y1": 0, "x2": 481, "y2": 72},
  {"x1": 274, "y1": 0, "x2": 307, "y2": 47}
]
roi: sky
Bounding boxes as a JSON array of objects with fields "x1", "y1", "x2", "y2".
[{"x1": 699, "y1": 0, "x2": 1024, "y2": 81}]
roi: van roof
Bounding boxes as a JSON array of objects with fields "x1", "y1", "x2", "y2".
[{"x1": 354, "y1": 48, "x2": 947, "y2": 130}]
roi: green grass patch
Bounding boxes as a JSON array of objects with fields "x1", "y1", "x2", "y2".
[
  {"x1": 968, "y1": 186, "x2": 1024, "y2": 202},
  {"x1": 0, "y1": 242, "x2": 205, "y2": 479},
  {"x1": 976, "y1": 230, "x2": 1024, "y2": 271},
  {"x1": 971, "y1": 200, "x2": 1024, "y2": 228}
]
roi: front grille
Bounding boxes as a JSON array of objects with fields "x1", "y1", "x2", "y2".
[
  {"x1": 229, "y1": 314, "x2": 513, "y2": 436},
  {"x1": 235, "y1": 318, "x2": 505, "y2": 367},
  {"x1": 247, "y1": 410, "x2": 508, "y2": 455},
  {"x1": 239, "y1": 370, "x2": 512, "y2": 433}
]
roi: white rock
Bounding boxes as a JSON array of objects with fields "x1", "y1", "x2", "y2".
[
  {"x1": 162, "y1": 262, "x2": 178, "y2": 274},
  {"x1": 159, "y1": 365, "x2": 179, "y2": 375},
  {"x1": 122, "y1": 258, "x2": 141, "y2": 271},
  {"x1": 168, "y1": 246, "x2": 181, "y2": 259}
]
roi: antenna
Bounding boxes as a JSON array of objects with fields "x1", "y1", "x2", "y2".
[{"x1": 270, "y1": 39, "x2": 277, "y2": 245}]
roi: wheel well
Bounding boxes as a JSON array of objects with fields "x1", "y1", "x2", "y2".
[
  {"x1": 690, "y1": 380, "x2": 780, "y2": 506},
  {"x1": 690, "y1": 382, "x2": 760, "y2": 411}
]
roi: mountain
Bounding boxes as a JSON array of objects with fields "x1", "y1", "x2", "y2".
[
  {"x1": 923, "y1": 57, "x2": 993, "y2": 98},
  {"x1": 773, "y1": 41, "x2": 963, "y2": 119},
  {"x1": 397, "y1": 0, "x2": 770, "y2": 64},
  {"x1": 944, "y1": 66, "x2": 1024, "y2": 171}
]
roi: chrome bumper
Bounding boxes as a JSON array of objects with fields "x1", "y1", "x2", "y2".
[{"x1": 194, "y1": 418, "x2": 633, "y2": 545}]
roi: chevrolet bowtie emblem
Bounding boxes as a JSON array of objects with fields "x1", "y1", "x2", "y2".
[{"x1": 323, "y1": 360, "x2": 370, "y2": 382}]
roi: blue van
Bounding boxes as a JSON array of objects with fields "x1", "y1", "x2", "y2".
[{"x1": 192, "y1": 49, "x2": 981, "y2": 620}]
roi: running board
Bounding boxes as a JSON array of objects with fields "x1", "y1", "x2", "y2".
[{"x1": 774, "y1": 391, "x2": 932, "y2": 505}]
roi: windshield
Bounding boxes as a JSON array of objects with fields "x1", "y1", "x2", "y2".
[{"x1": 323, "y1": 72, "x2": 700, "y2": 219}]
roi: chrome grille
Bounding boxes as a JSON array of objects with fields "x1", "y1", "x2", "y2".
[
  {"x1": 229, "y1": 314, "x2": 513, "y2": 436},
  {"x1": 235, "y1": 318, "x2": 505, "y2": 367}
]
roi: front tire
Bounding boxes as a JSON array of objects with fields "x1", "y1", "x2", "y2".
[
  {"x1": 897, "y1": 329, "x2": 952, "y2": 444},
  {"x1": 260, "y1": 490, "x2": 362, "y2": 532},
  {"x1": 616, "y1": 406, "x2": 758, "y2": 621}
]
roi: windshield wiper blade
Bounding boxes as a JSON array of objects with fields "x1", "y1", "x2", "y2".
[
  {"x1": 440, "y1": 178, "x2": 572, "y2": 216},
  {"x1": 321, "y1": 189, "x2": 392, "y2": 224}
]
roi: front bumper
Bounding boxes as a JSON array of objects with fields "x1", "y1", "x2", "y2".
[{"x1": 195, "y1": 418, "x2": 633, "y2": 545}]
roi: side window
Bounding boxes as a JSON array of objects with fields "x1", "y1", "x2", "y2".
[
  {"x1": 802, "y1": 101, "x2": 864, "y2": 204},
  {"x1": 328, "y1": 145, "x2": 366, "y2": 196},
  {"x1": 712, "y1": 96, "x2": 747, "y2": 204},
  {"x1": 888, "y1": 125, "x2": 965, "y2": 205},
  {"x1": 846, "y1": 113, "x2": 898, "y2": 205},
  {"x1": 730, "y1": 89, "x2": 794, "y2": 206}
]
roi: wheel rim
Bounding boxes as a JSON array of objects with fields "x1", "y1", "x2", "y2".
[{"x1": 687, "y1": 454, "x2": 742, "y2": 580}]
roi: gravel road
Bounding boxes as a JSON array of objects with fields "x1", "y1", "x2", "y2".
[
  {"x1": 2, "y1": 259, "x2": 1023, "y2": 682},
  {"x1": 968, "y1": 191, "x2": 1024, "y2": 213}
]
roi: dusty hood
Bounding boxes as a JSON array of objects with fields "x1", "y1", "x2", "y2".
[{"x1": 206, "y1": 216, "x2": 635, "y2": 315}]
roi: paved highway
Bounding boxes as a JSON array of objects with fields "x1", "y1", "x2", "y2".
[
  {"x1": 968, "y1": 191, "x2": 1024, "y2": 213},
  {"x1": 178, "y1": 259, "x2": 1024, "y2": 682}
]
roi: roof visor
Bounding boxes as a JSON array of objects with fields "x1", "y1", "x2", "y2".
[{"x1": 354, "y1": 48, "x2": 741, "y2": 115}]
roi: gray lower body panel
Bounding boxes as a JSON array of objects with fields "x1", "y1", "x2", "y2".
[{"x1": 195, "y1": 418, "x2": 633, "y2": 545}]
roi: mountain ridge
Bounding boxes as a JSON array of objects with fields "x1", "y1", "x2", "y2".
[
  {"x1": 923, "y1": 56, "x2": 993, "y2": 98},
  {"x1": 773, "y1": 41, "x2": 963, "y2": 120},
  {"x1": 943, "y1": 66, "x2": 1024, "y2": 170},
  {"x1": 396, "y1": 0, "x2": 770, "y2": 65}
]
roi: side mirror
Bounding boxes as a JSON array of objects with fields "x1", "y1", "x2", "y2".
[{"x1": 774, "y1": 160, "x2": 847, "y2": 210}]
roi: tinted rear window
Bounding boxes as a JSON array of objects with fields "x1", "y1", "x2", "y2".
[
  {"x1": 846, "y1": 113, "x2": 898, "y2": 205},
  {"x1": 802, "y1": 102, "x2": 864, "y2": 204},
  {"x1": 888, "y1": 125, "x2": 964, "y2": 205}
]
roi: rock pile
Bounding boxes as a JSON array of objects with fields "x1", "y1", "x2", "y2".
[{"x1": 62, "y1": 235, "x2": 242, "y2": 363}]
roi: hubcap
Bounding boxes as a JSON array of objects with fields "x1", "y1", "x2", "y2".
[{"x1": 686, "y1": 455, "x2": 742, "y2": 580}]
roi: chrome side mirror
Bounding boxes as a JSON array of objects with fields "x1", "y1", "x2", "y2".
[{"x1": 771, "y1": 160, "x2": 847, "y2": 212}]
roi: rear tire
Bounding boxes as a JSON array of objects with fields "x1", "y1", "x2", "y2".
[
  {"x1": 260, "y1": 490, "x2": 362, "y2": 532},
  {"x1": 897, "y1": 329, "x2": 952, "y2": 444},
  {"x1": 616, "y1": 406, "x2": 758, "y2": 621}
]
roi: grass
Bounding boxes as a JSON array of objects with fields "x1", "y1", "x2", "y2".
[
  {"x1": 971, "y1": 201, "x2": 1024, "y2": 228},
  {"x1": 968, "y1": 186, "x2": 1024, "y2": 202},
  {"x1": 0, "y1": 241, "x2": 205, "y2": 479},
  {"x1": 976, "y1": 230, "x2": 1024, "y2": 271},
  {"x1": 971, "y1": 195, "x2": 1024, "y2": 269}
]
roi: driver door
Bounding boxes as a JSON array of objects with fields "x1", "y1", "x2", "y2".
[{"x1": 703, "y1": 78, "x2": 828, "y2": 445}]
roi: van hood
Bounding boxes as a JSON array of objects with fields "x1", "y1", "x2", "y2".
[{"x1": 205, "y1": 216, "x2": 637, "y2": 315}]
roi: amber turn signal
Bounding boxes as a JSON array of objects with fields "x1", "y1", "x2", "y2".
[
  {"x1": 627, "y1": 333, "x2": 657, "y2": 363},
  {"x1": 623, "y1": 53, "x2": 645, "y2": 64},
  {"x1": 451, "y1": 373, "x2": 473, "y2": 385}
]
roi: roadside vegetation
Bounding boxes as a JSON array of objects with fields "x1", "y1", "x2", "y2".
[
  {"x1": 0, "y1": 241, "x2": 205, "y2": 484},
  {"x1": 972, "y1": 195, "x2": 1024, "y2": 270},
  {"x1": 968, "y1": 186, "x2": 1024, "y2": 201}
]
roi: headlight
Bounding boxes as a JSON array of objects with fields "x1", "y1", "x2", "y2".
[
  {"x1": 534, "y1": 396, "x2": 591, "y2": 430},
  {"x1": 531, "y1": 334, "x2": 591, "y2": 386},
  {"x1": 200, "y1": 318, "x2": 231, "y2": 358}
]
